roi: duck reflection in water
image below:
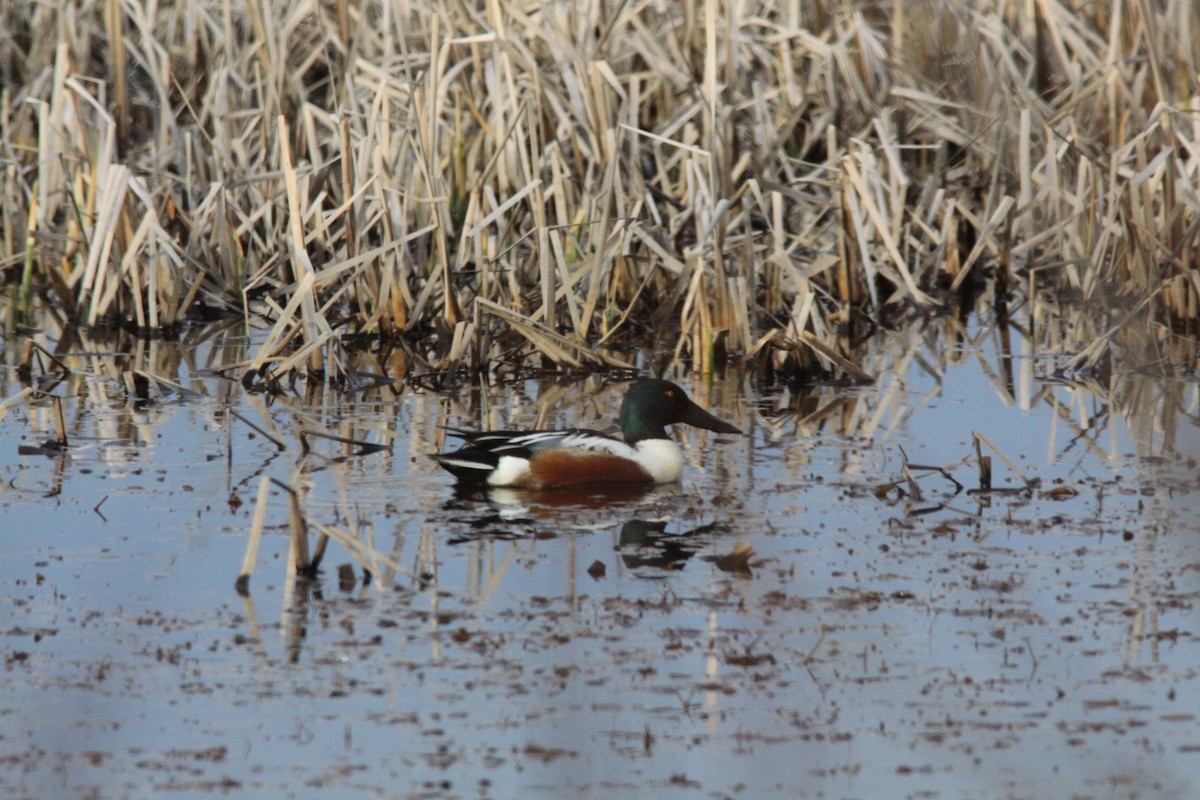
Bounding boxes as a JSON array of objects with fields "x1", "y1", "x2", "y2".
[
  {"x1": 441, "y1": 483, "x2": 726, "y2": 573},
  {"x1": 618, "y1": 518, "x2": 721, "y2": 572}
]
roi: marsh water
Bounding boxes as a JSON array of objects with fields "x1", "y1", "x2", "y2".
[{"x1": 2, "y1": 299, "x2": 1199, "y2": 799}]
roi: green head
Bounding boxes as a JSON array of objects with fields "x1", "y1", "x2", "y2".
[{"x1": 618, "y1": 379, "x2": 741, "y2": 444}]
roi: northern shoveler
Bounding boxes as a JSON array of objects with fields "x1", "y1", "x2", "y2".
[{"x1": 432, "y1": 378, "x2": 741, "y2": 489}]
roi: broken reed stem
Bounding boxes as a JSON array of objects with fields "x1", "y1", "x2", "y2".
[
  {"x1": 235, "y1": 474, "x2": 272, "y2": 595},
  {"x1": 288, "y1": 497, "x2": 310, "y2": 573},
  {"x1": 277, "y1": 115, "x2": 325, "y2": 378},
  {"x1": 901, "y1": 460, "x2": 923, "y2": 502},
  {"x1": 17, "y1": 341, "x2": 36, "y2": 377},
  {"x1": 271, "y1": 477, "x2": 312, "y2": 575},
  {"x1": 17, "y1": 341, "x2": 70, "y2": 377},
  {"x1": 977, "y1": 453, "x2": 992, "y2": 491},
  {"x1": 50, "y1": 395, "x2": 66, "y2": 445},
  {"x1": 973, "y1": 431, "x2": 1030, "y2": 488},
  {"x1": 310, "y1": 522, "x2": 416, "y2": 582},
  {"x1": 310, "y1": 534, "x2": 330, "y2": 574}
]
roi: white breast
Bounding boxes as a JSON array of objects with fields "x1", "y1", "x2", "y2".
[{"x1": 634, "y1": 439, "x2": 685, "y2": 483}]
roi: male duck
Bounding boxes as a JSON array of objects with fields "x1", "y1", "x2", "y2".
[{"x1": 432, "y1": 379, "x2": 741, "y2": 489}]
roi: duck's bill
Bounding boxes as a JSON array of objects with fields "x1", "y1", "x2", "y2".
[{"x1": 681, "y1": 401, "x2": 742, "y2": 435}]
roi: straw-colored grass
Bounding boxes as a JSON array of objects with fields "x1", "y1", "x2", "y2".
[{"x1": 1, "y1": 0, "x2": 1198, "y2": 385}]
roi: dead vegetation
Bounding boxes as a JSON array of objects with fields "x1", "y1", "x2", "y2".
[{"x1": 1, "y1": 0, "x2": 1198, "y2": 387}]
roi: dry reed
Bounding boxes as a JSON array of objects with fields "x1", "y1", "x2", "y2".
[{"x1": 1, "y1": 0, "x2": 1198, "y2": 386}]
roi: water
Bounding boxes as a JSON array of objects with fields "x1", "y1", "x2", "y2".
[{"x1": 1, "y1": 313, "x2": 1199, "y2": 799}]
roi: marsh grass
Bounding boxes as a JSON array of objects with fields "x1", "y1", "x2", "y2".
[{"x1": 1, "y1": 0, "x2": 1198, "y2": 388}]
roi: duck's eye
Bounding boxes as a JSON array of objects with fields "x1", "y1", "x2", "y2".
[{"x1": 665, "y1": 390, "x2": 675, "y2": 397}]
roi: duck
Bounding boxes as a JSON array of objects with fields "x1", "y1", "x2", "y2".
[{"x1": 432, "y1": 378, "x2": 741, "y2": 489}]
